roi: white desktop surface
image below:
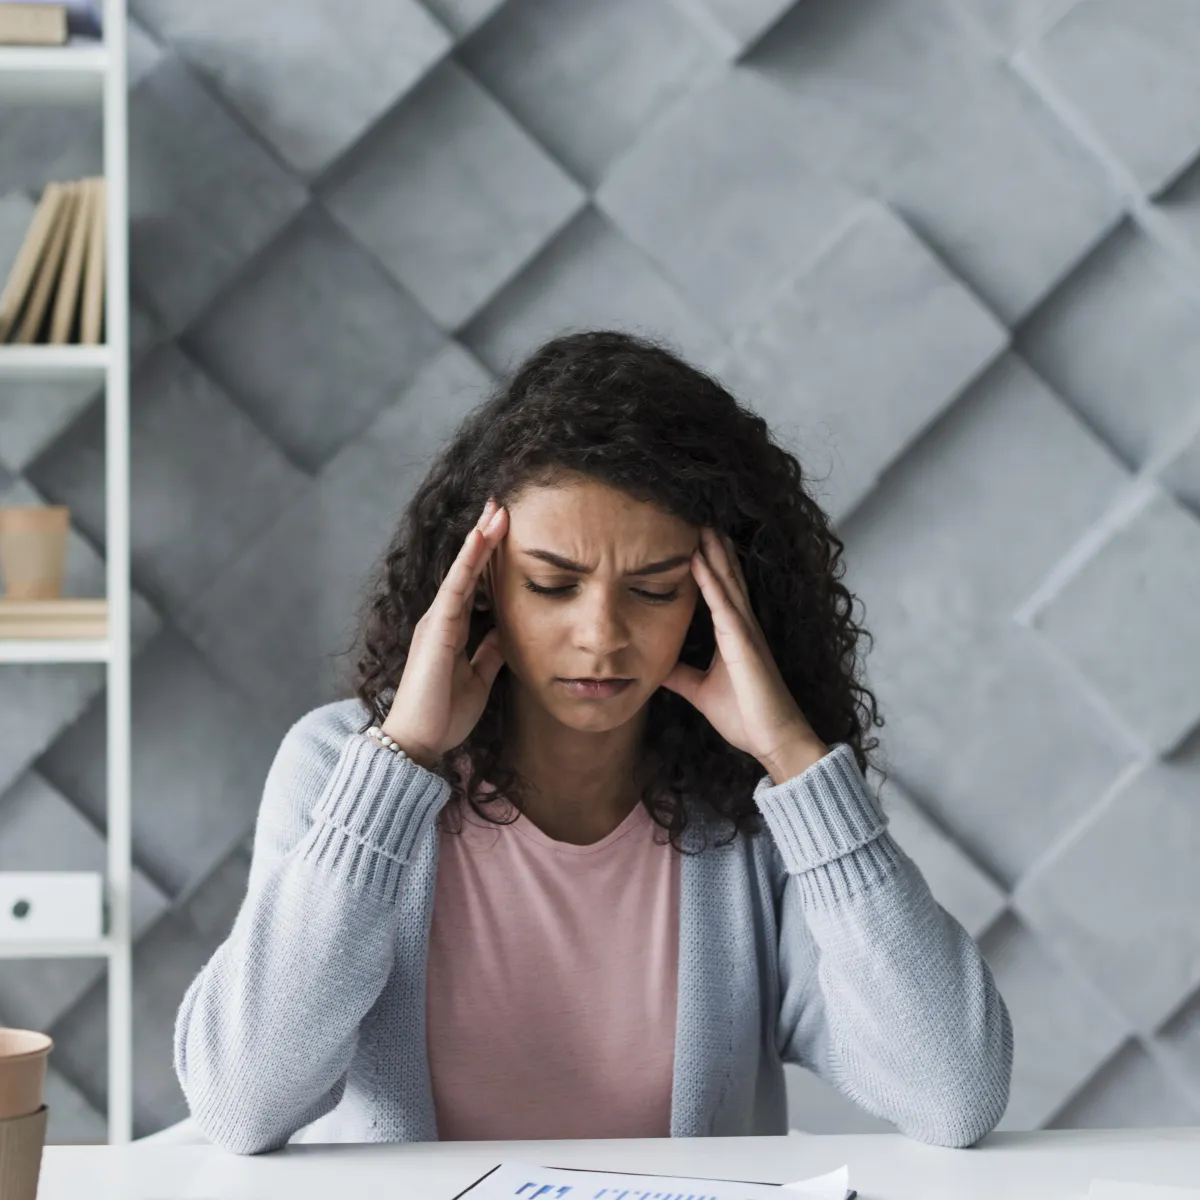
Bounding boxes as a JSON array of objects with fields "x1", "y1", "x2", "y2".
[{"x1": 38, "y1": 1128, "x2": 1200, "y2": 1199}]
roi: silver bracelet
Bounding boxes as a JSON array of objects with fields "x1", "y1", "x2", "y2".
[{"x1": 365, "y1": 726, "x2": 409, "y2": 759}]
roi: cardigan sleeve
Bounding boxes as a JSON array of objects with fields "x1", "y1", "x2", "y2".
[
  {"x1": 173, "y1": 713, "x2": 450, "y2": 1155},
  {"x1": 753, "y1": 742, "x2": 1013, "y2": 1148}
]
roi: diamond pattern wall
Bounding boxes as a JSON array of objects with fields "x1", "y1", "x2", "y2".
[{"x1": 2, "y1": 0, "x2": 1200, "y2": 1142}]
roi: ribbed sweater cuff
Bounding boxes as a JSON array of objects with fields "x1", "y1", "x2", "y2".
[
  {"x1": 299, "y1": 733, "x2": 449, "y2": 904},
  {"x1": 754, "y1": 742, "x2": 902, "y2": 906}
]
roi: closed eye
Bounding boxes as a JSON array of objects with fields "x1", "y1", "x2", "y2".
[{"x1": 523, "y1": 581, "x2": 680, "y2": 603}]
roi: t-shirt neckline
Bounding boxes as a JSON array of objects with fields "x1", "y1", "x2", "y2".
[{"x1": 509, "y1": 797, "x2": 652, "y2": 855}]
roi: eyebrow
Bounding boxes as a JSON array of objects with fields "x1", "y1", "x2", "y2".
[{"x1": 521, "y1": 549, "x2": 694, "y2": 577}]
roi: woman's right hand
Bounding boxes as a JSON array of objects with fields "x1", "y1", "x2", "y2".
[{"x1": 380, "y1": 498, "x2": 508, "y2": 769}]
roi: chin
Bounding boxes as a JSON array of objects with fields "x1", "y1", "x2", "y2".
[
  {"x1": 553, "y1": 704, "x2": 634, "y2": 731},
  {"x1": 548, "y1": 686, "x2": 647, "y2": 729}
]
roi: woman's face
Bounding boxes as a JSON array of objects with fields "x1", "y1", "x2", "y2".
[{"x1": 483, "y1": 475, "x2": 702, "y2": 733}]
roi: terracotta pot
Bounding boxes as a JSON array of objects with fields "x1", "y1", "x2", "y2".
[
  {"x1": 0, "y1": 506, "x2": 70, "y2": 600},
  {"x1": 0, "y1": 1030, "x2": 52, "y2": 1122}
]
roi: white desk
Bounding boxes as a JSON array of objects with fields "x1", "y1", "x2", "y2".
[{"x1": 38, "y1": 1128, "x2": 1200, "y2": 1200}]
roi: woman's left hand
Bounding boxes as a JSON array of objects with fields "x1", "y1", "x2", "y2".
[{"x1": 660, "y1": 527, "x2": 830, "y2": 784}]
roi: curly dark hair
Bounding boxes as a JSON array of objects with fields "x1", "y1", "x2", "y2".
[{"x1": 343, "y1": 329, "x2": 884, "y2": 851}]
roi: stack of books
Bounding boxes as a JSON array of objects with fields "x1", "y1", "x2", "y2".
[
  {"x1": 0, "y1": 177, "x2": 106, "y2": 345},
  {"x1": 0, "y1": 1, "x2": 102, "y2": 44},
  {"x1": 0, "y1": 597, "x2": 108, "y2": 639}
]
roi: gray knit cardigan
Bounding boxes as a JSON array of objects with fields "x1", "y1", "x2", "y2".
[{"x1": 173, "y1": 698, "x2": 1012, "y2": 1153}]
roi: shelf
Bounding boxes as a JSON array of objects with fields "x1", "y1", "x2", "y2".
[
  {"x1": 0, "y1": 599, "x2": 110, "y2": 649},
  {"x1": 0, "y1": 638, "x2": 109, "y2": 663},
  {"x1": 0, "y1": 42, "x2": 108, "y2": 103},
  {"x1": 0, "y1": 344, "x2": 111, "y2": 381},
  {"x1": 0, "y1": 936, "x2": 112, "y2": 958}
]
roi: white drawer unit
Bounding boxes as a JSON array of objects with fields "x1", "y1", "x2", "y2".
[{"x1": 0, "y1": 872, "x2": 104, "y2": 941}]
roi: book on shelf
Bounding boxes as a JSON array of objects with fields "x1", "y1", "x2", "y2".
[
  {"x1": 0, "y1": 1, "x2": 102, "y2": 44},
  {"x1": 0, "y1": 176, "x2": 105, "y2": 345},
  {"x1": 79, "y1": 174, "x2": 105, "y2": 344},
  {"x1": 0, "y1": 183, "x2": 62, "y2": 340},
  {"x1": 13, "y1": 178, "x2": 75, "y2": 343},
  {"x1": 0, "y1": 597, "x2": 108, "y2": 640},
  {"x1": 49, "y1": 176, "x2": 94, "y2": 343},
  {"x1": 12, "y1": 178, "x2": 73, "y2": 343}
]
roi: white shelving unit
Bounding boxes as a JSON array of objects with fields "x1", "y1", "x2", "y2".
[{"x1": 0, "y1": 2, "x2": 132, "y2": 1145}]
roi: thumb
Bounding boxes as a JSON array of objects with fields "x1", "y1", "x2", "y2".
[
  {"x1": 659, "y1": 660, "x2": 704, "y2": 707},
  {"x1": 470, "y1": 627, "x2": 506, "y2": 691}
]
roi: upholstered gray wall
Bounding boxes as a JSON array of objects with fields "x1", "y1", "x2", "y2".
[{"x1": 2, "y1": 0, "x2": 1200, "y2": 1143}]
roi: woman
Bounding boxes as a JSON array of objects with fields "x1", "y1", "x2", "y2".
[{"x1": 174, "y1": 330, "x2": 1012, "y2": 1154}]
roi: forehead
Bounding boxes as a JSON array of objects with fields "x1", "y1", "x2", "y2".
[{"x1": 507, "y1": 477, "x2": 692, "y2": 543}]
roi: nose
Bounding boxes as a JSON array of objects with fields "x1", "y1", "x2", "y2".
[{"x1": 571, "y1": 586, "x2": 632, "y2": 658}]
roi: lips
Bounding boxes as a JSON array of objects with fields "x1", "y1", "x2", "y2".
[{"x1": 559, "y1": 678, "x2": 634, "y2": 698}]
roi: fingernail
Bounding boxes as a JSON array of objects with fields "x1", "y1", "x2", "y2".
[{"x1": 478, "y1": 498, "x2": 495, "y2": 527}]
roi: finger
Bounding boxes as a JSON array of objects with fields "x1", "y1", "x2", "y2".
[
  {"x1": 699, "y1": 529, "x2": 754, "y2": 627},
  {"x1": 715, "y1": 530, "x2": 752, "y2": 607},
  {"x1": 692, "y1": 543, "x2": 750, "y2": 651},
  {"x1": 478, "y1": 511, "x2": 505, "y2": 617},
  {"x1": 457, "y1": 514, "x2": 503, "y2": 621},
  {"x1": 433, "y1": 504, "x2": 506, "y2": 623},
  {"x1": 460, "y1": 507, "x2": 508, "y2": 622},
  {"x1": 722, "y1": 531, "x2": 751, "y2": 599},
  {"x1": 469, "y1": 506, "x2": 508, "y2": 618},
  {"x1": 714, "y1": 530, "x2": 767, "y2": 646},
  {"x1": 470, "y1": 626, "x2": 506, "y2": 691}
]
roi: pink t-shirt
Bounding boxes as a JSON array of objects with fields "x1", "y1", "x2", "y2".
[{"x1": 425, "y1": 787, "x2": 681, "y2": 1141}]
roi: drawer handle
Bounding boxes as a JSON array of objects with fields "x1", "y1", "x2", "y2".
[{"x1": 11, "y1": 899, "x2": 31, "y2": 919}]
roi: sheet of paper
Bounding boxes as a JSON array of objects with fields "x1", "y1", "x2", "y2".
[
  {"x1": 782, "y1": 1164, "x2": 851, "y2": 1199},
  {"x1": 1088, "y1": 1183, "x2": 1200, "y2": 1199},
  {"x1": 460, "y1": 1161, "x2": 853, "y2": 1199}
]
